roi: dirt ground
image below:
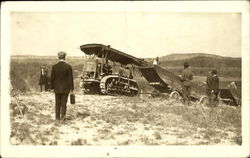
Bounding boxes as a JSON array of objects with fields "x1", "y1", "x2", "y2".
[{"x1": 9, "y1": 92, "x2": 241, "y2": 145}]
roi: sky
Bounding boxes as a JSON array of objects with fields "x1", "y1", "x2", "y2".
[{"x1": 10, "y1": 12, "x2": 241, "y2": 58}]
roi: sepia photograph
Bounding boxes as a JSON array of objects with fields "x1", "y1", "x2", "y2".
[{"x1": 1, "y1": 1, "x2": 249, "y2": 157}]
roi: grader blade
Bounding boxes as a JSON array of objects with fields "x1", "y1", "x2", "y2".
[{"x1": 139, "y1": 65, "x2": 207, "y2": 100}]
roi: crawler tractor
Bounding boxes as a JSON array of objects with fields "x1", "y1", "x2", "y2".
[{"x1": 80, "y1": 44, "x2": 147, "y2": 96}]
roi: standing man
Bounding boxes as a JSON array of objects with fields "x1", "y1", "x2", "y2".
[
  {"x1": 51, "y1": 51, "x2": 74, "y2": 121},
  {"x1": 39, "y1": 65, "x2": 49, "y2": 92},
  {"x1": 180, "y1": 62, "x2": 193, "y2": 105},
  {"x1": 208, "y1": 69, "x2": 220, "y2": 106},
  {"x1": 153, "y1": 57, "x2": 159, "y2": 66}
]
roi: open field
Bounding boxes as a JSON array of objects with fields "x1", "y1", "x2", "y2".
[
  {"x1": 8, "y1": 55, "x2": 242, "y2": 145},
  {"x1": 10, "y1": 92, "x2": 241, "y2": 145}
]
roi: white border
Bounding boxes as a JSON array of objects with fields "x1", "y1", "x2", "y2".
[{"x1": 1, "y1": 1, "x2": 249, "y2": 157}]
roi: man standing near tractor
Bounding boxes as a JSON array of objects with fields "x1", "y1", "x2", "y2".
[
  {"x1": 153, "y1": 57, "x2": 160, "y2": 66},
  {"x1": 180, "y1": 62, "x2": 193, "y2": 106},
  {"x1": 51, "y1": 51, "x2": 74, "y2": 122},
  {"x1": 206, "y1": 69, "x2": 220, "y2": 106}
]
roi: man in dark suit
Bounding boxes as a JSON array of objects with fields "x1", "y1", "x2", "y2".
[
  {"x1": 207, "y1": 69, "x2": 219, "y2": 106},
  {"x1": 39, "y1": 65, "x2": 50, "y2": 92},
  {"x1": 51, "y1": 51, "x2": 74, "y2": 121}
]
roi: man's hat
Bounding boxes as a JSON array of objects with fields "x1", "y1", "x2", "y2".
[
  {"x1": 58, "y1": 51, "x2": 67, "y2": 58},
  {"x1": 184, "y1": 62, "x2": 189, "y2": 67},
  {"x1": 211, "y1": 69, "x2": 217, "y2": 75}
]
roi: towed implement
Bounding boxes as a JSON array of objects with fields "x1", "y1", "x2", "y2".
[
  {"x1": 139, "y1": 65, "x2": 239, "y2": 106},
  {"x1": 139, "y1": 66, "x2": 206, "y2": 100},
  {"x1": 80, "y1": 44, "x2": 147, "y2": 96}
]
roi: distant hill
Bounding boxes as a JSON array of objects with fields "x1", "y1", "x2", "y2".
[
  {"x1": 145, "y1": 53, "x2": 241, "y2": 68},
  {"x1": 160, "y1": 53, "x2": 239, "y2": 61},
  {"x1": 146, "y1": 53, "x2": 240, "y2": 61},
  {"x1": 160, "y1": 55, "x2": 241, "y2": 68},
  {"x1": 11, "y1": 53, "x2": 241, "y2": 69}
]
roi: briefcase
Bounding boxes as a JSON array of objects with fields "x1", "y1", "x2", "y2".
[{"x1": 70, "y1": 93, "x2": 75, "y2": 104}]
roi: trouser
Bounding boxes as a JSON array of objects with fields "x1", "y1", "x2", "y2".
[
  {"x1": 207, "y1": 90, "x2": 219, "y2": 107},
  {"x1": 40, "y1": 84, "x2": 49, "y2": 92},
  {"x1": 55, "y1": 93, "x2": 69, "y2": 120},
  {"x1": 40, "y1": 85, "x2": 45, "y2": 92},
  {"x1": 45, "y1": 83, "x2": 49, "y2": 91},
  {"x1": 183, "y1": 86, "x2": 191, "y2": 105}
]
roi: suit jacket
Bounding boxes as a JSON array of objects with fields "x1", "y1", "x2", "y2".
[
  {"x1": 210, "y1": 75, "x2": 219, "y2": 93},
  {"x1": 51, "y1": 61, "x2": 74, "y2": 93}
]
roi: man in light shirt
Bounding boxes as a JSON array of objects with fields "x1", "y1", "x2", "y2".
[{"x1": 153, "y1": 57, "x2": 159, "y2": 66}]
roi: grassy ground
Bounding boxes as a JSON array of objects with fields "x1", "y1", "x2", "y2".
[
  {"x1": 9, "y1": 56, "x2": 242, "y2": 145},
  {"x1": 10, "y1": 92, "x2": 241, "y2": 145}
]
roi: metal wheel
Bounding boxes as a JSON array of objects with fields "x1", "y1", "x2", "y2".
[
  {"x1": 199, "y1": 96, "x2": 209, "y2": 106},
  {"x1": 170, "y1": 91, "x2": 180, "y2": 100}
]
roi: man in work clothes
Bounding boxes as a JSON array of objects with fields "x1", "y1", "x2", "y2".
[
  {"x1": 51, "y1": 51, "x2": 74, "y2": 121},
  {"x1": 180, "y1": 62, "x2": 193, "y2": 105}
]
